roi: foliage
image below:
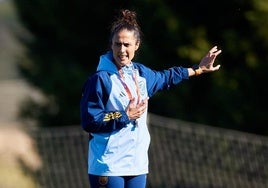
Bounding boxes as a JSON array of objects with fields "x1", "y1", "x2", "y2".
[{"x1": 13, "y1": 0, "x2": 268, "y2": 135}]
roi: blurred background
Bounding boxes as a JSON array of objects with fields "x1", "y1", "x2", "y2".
[{"x1": 0, "y1": 0, "x2": 267, "y2": 187}]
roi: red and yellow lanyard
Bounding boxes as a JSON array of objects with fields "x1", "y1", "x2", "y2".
[{"x1": 118, "y1": 68, "x2": 141, "y2": 104}]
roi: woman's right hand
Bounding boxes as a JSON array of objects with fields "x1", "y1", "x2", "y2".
[{"x1": 126, "y1": 97, "x2": 149, "y2": 120}]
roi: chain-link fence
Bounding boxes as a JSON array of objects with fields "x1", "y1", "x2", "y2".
[{"x1": 30, "y1": 113, "x2": 268, "y2": 188}]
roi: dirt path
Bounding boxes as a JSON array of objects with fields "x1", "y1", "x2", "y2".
[
  {"x1": 0, "y1": 79, "x2": 43, "y2": 188},
  {"x1": 0, "y1": 79, "x2": 32, "y2": 124},
  {"x1": 0, "y1": 2, "x2": 43, "y2": 187}
]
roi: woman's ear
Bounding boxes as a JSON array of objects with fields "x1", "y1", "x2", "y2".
[{"x1": 135, "y1": 41, "x2": 140, "y2": 50}]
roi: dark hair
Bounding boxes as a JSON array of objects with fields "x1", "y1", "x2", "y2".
[{"x1": 109, "y1": 9, "x2": 142, "y2": 45}]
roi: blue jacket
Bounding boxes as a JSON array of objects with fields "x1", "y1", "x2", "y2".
[{"x1": 80, "y1": 51, "x2": 189, "y2": 176}]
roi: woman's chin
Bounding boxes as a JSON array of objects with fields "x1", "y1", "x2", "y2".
[{"x1": 116, "y1": 60, "x2": 131, "y2": 67}]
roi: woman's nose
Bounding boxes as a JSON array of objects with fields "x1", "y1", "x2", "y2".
[{"x1": 119, "y1": 45, "x2": 126, "y2": 52}]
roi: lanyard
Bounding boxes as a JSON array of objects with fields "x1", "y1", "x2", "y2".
[{"x1": 118, "y1": 68, "x2": 141, "y2": 103}]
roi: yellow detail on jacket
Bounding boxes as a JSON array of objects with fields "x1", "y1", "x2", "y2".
[{"x1": 103, "y1": 112, "x2": 122, "y2": 122}]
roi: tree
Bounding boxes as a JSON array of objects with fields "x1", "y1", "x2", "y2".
[
  {"x1": 13, "y1": 0, "x2": 268, "y2": 135},
  {"x1": 13, "y1": 0, "x2": 129, "y2": 126}
]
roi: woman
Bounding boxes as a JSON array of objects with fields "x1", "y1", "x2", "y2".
[{"x1": 80, "y1": 9, "x2": 222, "y2": 188}]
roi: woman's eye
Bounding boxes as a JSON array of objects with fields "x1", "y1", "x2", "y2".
[{"x1": 115, "y1": 43, "x2": 130, "y2": 47}]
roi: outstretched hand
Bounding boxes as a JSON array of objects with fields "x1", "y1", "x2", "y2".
[{"x1": 199, "y1": 46, "x2": 222, "y2": 73}]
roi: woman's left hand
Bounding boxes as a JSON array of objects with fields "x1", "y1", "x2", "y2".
[{"x1": 199, "y1": 46, "x2": 222, "y2": 73}]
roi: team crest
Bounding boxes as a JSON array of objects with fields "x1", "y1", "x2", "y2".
[
  {"x1": 99, "y1": 176, "x2": 108, "y2": 186},
  {"x1": 138, "y1": 80, "x2": 146, "y2": 96}
]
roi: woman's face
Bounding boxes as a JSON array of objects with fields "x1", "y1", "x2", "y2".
[{"x1": 111, "y1": 29, "x2": 140, "y2": 67}]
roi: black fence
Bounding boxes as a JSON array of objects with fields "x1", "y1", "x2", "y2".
[{"x1": 30, "y1": 113, "x2": 268, "y2": 188}]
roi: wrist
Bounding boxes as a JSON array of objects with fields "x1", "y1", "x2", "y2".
[{"x1": 192, "y1": 64, "x2": 202, "y2": 76}]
